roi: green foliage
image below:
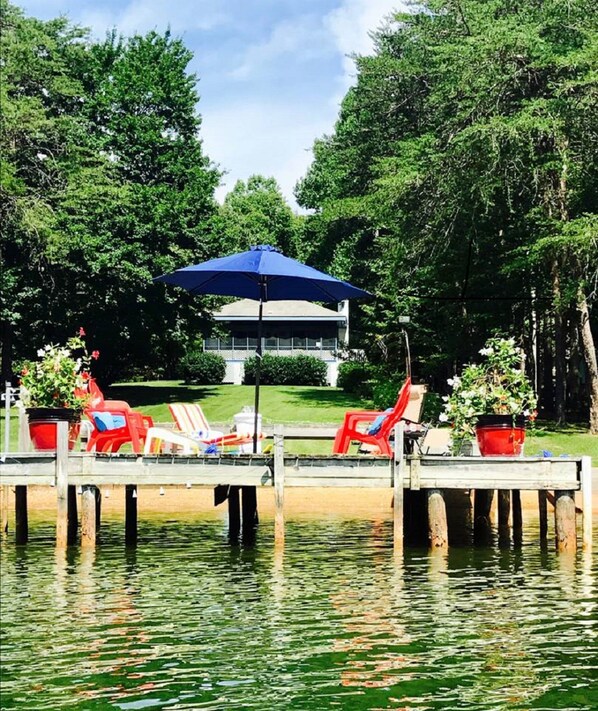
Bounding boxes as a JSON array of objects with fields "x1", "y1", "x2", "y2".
[
  {"x1": 442, "y1": 337, "x2": 538, "y2": 444},
  {"x1": 337, "y1": 361, "x2": 374, "y2": 399},
  {"x1": 213, "y1": 175, "x2": 301, "y2": 256},
  {"x1": 18, "y1": 331, "x2": 95, "y2": 413},
  {"x1": 243, "y1": 354, "x2": 327, "y2": 386},
  {"x1": 296, "y1": 0, "x2": 598, "y2": 423},
  {"x1": 179, "y1": 351, "x2": 226, "y2": 385},
  {"x1": 371, "y1": 378, "x2": 404, "y2": 411},
  {"x1": 1, "y1": 2, "x2": 219, "y2": 383}
]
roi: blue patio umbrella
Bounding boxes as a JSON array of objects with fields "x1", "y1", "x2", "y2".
[{"x1": 154, "y1": 245, "x2": 371, "y2": 452}]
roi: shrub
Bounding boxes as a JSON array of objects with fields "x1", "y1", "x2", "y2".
[
  {"x1": 337, "y1": 361, "x2": 375, "y2": 397},
  {"x1": 371, "y1": 377, "x2": 405, "y2": 410},
  {"x1": 179, "y1": 351, "x2": 226, "y2": 384},
  {"x1": 243, "y1": 354, "x2": 327, "y2": 386}
]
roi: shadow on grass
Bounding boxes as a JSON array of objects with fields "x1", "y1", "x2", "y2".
[
  {"x1": 107, "y1": 383, "x2": 219, "y2": 408},
  {"x1": 287, "y1": 387, "x2": 367, "y2": 408}
]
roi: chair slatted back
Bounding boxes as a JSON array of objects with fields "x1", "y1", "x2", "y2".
[
  {"x1": 169, "y1": 403, "x2": 210, "y2": 435},
  {"x1": 378, "y1": 377, "x2": 412, "y2": 439}
]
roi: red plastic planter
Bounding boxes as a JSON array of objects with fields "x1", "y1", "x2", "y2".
[
  {"x1": 26, "y1": 408, "x2": 80, "y2": 451},
  {"x1": 475, "y1": 415, "x2": 526, "y2": 457}
]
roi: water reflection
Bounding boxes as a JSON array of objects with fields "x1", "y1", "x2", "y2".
[{"x1": 0, "y1": 516, "x2": 596, "y2": 710}]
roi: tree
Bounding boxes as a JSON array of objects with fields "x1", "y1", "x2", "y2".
[
  {"x1": 297, "y1": 0, "x2": 598, "y2": 429},
  {"x1": 214, "y1": 175, "x2": 300, "y2": 256}
]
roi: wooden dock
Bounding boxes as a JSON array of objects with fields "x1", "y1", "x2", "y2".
[{"x1": 0, "y1": 423, "x2": 593, "y2": 551}]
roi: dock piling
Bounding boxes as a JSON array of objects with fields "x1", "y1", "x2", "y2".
[
  {"x1": 55, "y1": 421, "x2": 69, "y2": 547},
  {"x1": 15, "y1": 486, "x2": 27, "y2": 544},
  {"x1": 81, "y1": 485, "x2": 97, "y2": 546},
  {"x1": 67, "y1": 485, "x2": 78, "y2": 545},
  {"x1": 512, "y1": 490, "x2": 523, "y2": 546},
  {"x1": 393, "y1": 424, "x2": 405, "y2": 551},
  {"x1": 427, "y1": 489, "x2": 448, "y2": 548},
  {"x1": 554, "y1": 490, "x2": 577, "y2": 552},
  {"x1": 538, "y1": 490, "x2": 548, "y2": 543},
  {"x1": 581, "y1": 457, "x2": 592, "y2": 550},
  {"x1": 125, "y1": 484, "x2": 138, "y2": 544},
  {"x1": 228, "y1": 486, "x2": 241, "y2": 541},
  {"x1": 274, "y1": 430, "x2": 285, "y2": 546},
  {"x1": 498, "y1": 490, "x2": 511, "y2": 544},
  {"x1": 1, "y1": 485, "x2": 9, "y2": 534},
  {"x1": 474, "y1": 490, "x2": 494, "y2": 543}
]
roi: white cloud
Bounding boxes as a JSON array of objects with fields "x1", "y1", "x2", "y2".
[
  {"x1": 325, "y1": 0, "x2": 406, "y2": 91},
  {"x1": 230, "y1": 15, "x2": 331, "y2": 80},
  {"x1": 78, "y1": 0, "x2": 229, "y2": 38},
  {"x1": 201, "y1": 101, "x2": 337, "y2": 210}
]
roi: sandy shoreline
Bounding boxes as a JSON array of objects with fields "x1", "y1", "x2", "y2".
[{"x1": 4, "y1": 473, "x2": 598, "y2": 520}]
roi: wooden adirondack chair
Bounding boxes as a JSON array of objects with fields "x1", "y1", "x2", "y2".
[{"x1": 332, "y1": 377, "x2": 414, "y2": 456}]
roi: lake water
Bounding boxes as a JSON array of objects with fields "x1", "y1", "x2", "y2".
[{"x1": 1, "y1": 514, "x2": 596, "y2": 710}]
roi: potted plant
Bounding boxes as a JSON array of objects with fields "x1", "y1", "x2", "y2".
[
  {"x1": 441, "y1": 337, "x2": 537, "y2": 456},
  {"x1": 17, "y1": 329, "x2": 99, "y2": 451}
]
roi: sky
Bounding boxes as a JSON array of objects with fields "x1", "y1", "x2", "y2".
[{"x1": 17, "y1": 0, "x2": 404, "y2": 209}]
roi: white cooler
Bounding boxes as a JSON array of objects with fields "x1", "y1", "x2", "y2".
[{"x1": 233, "y1": 409, "x2": 262, "y2": 453}]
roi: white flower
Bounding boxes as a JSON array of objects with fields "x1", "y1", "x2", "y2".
[
  {"x1": 37, "y1": 349, "x2": 45, "y2": 357},
  {"x1": 479, "y1": 347, "x2": 493, "y2": 356},
  {"x1": 438, "y1": 413, "x2": 448, "y2": 422},
  {"x1": 447, "y1": 378, "x2": 454, "y2": 386},
  {"x1": 523, "y1": 409, "x2": 530, "y2": 417}
]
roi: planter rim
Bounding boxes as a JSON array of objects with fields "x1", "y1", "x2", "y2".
[
  {"x1": 476, "y1": 414, "x2": 526, "y2": 428},
  {"x1": 26, "y1": 406, "x2": 81, "y2": 423}
]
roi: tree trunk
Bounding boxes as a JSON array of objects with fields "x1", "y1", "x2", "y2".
[
  {"x1": 578, "y1": 290, "x2": 598, "y2": 434},
  {"x1": 551, "y1": 261, "x2": 566, "y2": 424}
]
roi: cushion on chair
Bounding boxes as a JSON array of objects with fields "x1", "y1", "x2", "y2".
[
  {"x1": 91, "y1": 412, "x2": 127, "y2": 432},
  {"x1": 367, "y1": 408, "x2": 393, "y2": 436}
]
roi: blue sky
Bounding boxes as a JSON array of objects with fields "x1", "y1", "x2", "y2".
[{"x1": 17, "y1": 0, "x2": 403, "y2": 208}]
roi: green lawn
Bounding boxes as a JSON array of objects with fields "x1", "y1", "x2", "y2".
[
  {"x1": 2, "y1": 382, "x2": 596, "y2": 458},
  {"x1": 108, "y1": 381, "x2": 366, "y2": 426}
]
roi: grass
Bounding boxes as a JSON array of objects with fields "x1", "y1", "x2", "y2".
[
  {"x1": 2, "y1": 382, "x2": 596, "y2": 458},
  {"x1": 108, "y1": 381, "x2": 366, "y2": 426}
]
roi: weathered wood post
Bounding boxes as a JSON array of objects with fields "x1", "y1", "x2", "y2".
[
  {"x1": 67, "y1": 485, "x2": 78, "y2": 545},
  {"x1": 274, "y1": 428, "x2": 284, "y2": 547},
  {"x1": 498, "y1": 490, "x2": 511, "y2": 544},
  {"x1": 228, "y1": 486, "x2": 241, "y2": 541},
  {"x1": 393, "y1": 423, "x2": 405, "y2": 551},
  {"x1": 15, "y1": 486, "x2": 28, "y2": 544},
  {"x1": 55, "y1": 420, "x2": 69, "y2": 547},
  {"x1": 125, "y1": 484, "x2": 138, "y2": 545},
  {"x1": 81, "y1": 485, "x2": 97, "y2": 547},
  {"x1": 427, "y1": 489, "x2": 448, "y2": 548},
  {"x1": 8, "y1": 408, "x2": 32, "y2": 537},
  {"x1": 538, "y1": 490, "x2": 548, "y2": 544},
  {"x1": 554, "y1": 490, "x2": 576, "y2": 552},
  {"x1": 580, "y1": 457, "x2": 592, "y2": 550}
]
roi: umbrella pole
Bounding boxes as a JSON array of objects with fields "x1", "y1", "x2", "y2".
[{"x1": 253, "y1": 296, "x2": 264, "y2": 454}]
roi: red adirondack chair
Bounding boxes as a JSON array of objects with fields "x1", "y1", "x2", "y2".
[
  {"x1": 84, "y1": 380, "x2": 154, "y2": 454},
  {"x1": 332, "y1": 377, "x2": 412, "y2": 456}
]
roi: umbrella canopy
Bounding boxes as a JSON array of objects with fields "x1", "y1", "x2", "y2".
[
  {"x1": 154, "y1": 244, "x2": 370, "y2": 302},
  {"x1": 154, "y1": 245, "x2": 371, "y2": 452}
]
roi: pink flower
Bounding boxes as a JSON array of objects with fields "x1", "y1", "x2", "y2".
[
  {"x1": 91, "y1": 350, "x2": 100, "y2": 360},
  {"x1": 78, "y1": 327, "x2": 86, "y2": 337}
]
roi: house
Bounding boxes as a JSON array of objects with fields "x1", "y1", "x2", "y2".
[{"x1": 205, "y1": 299, "x2": 350, "y2": 385}]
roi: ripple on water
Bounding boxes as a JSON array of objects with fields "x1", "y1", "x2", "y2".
[{"x1": 0, "y1": 516, "x2": 597, "y2": 710}]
